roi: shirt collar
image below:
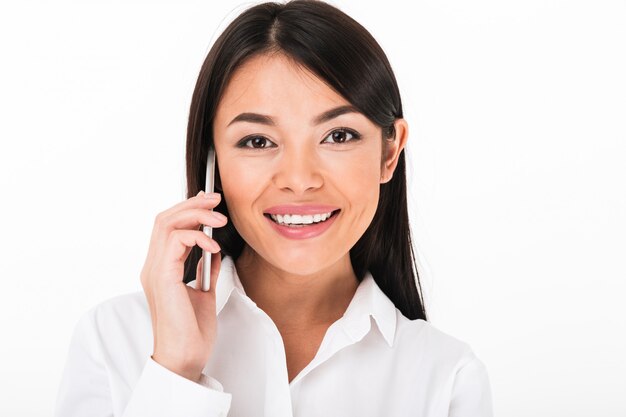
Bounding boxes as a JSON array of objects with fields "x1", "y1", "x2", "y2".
[
  {"x1": 188, "y1": 255, "x2": 397, "y2": 348},
  {"x1": 338, "y1": 270, "x2": 397, "y2": 348}
]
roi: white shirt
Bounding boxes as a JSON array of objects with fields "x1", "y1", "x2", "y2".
[{"x1": 54, "y1": 255, "x2": 493, "y2": 417}]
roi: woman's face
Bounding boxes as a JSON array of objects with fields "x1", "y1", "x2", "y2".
[{"x1": 213, "y1": 53, "x2": 406, "y2": 276}]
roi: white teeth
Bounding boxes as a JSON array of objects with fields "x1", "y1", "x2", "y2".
[
  {"x1": 291, "y1": 214, "x2": 303, "y2": 224},
  {"x1": 269, "y1": 211, "x2": 335, "y2": 225}
]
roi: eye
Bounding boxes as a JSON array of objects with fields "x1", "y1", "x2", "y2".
[
  {"x1": 321, "y1": 128, "x2": 361, "y2": 144},
  {"x1": 237, "y1": 136, "x2": 277, "y2": 149}
]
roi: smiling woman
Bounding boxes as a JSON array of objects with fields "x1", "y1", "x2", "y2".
[
  {"x1": 54, "y1": 1, "x2": 493, "y2": 416},
  {"x1": 210, "y1": 52, "x2": 404, "y2": 281}
]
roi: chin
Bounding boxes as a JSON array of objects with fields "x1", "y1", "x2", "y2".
[
  {"x1": 277, "y1": 262, "x2": 325, "y2": 277},
  {"x1": 265, "y1": 250, "x2": 346, "y2": 277}
]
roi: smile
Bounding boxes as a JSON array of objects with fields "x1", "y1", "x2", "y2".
[
  {"x1": 266, "y1": 210, "x2": 339, "y2": 226},
  {"x1": 263, "y1": 209, "x2": 341, "y2": 239}
]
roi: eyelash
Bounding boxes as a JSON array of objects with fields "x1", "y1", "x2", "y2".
[{"x1": 236, "y1": 127, "x2": 362, "y2": 149}]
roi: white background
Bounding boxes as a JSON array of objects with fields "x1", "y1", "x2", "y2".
[{"x1": 1, "y1": 0, "x2": 625, "y2": 415}]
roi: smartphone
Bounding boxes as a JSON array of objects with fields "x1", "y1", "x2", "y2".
[{"x1": 198, "y1": 145, "x2": 216, "y2": 292}]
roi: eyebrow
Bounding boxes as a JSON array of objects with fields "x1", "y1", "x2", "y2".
[{"x1": 226, "y1": 105, "x2": 360, "y2": 128}]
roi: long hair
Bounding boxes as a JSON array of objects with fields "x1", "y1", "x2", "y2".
[{"x1": 183, "y1": 0, "x2": 427, "y2": 321}]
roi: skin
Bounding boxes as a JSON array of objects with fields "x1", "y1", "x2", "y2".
[{"x1": 212, "y1": 52, "x2": 408, "y2": 380}]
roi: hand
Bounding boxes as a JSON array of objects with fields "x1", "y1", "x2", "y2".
[{"x1": 139, "y1": 190, "x2": 228, "y2": 382}]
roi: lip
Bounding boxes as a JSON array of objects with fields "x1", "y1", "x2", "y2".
[
  {"x1": 263, "y1": 204, "x2": 340, "y2": 215},
  {"x1": 264, "y1": 210, "x2": 340, "y2": 240}
]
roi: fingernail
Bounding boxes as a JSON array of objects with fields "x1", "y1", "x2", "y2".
[
  {"x1": 197, "y1": 190, "x2": 204, "y2": 197},
  {"x1": 204, "y1": 192, "x2": 219, "y2": 199},
  {"x1": 213, "y1": 211, "x2": 227, "y2": 221}
]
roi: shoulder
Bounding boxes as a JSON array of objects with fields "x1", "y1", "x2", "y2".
[
  {"x1": 393, "y1": 315, "x2": 493, "y2": 414},
  {"x1": 79, "y1": 290, "x2": 149, "y2": 327},
  {"x1": 71, "y1": 290, "x2": 152, "y2": 358},
  {"x1": 393, "y1": 312, "x2": 480, "y2": 372}
]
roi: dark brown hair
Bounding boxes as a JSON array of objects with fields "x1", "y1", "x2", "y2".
[{"x1": 182, "y1": 0, "x2": 427, "y2": 321}]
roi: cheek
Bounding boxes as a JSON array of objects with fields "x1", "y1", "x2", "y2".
[
  {"x1": 218, "y1": 159, "x2": 268, "y2": 227},
  {"x1": 220, "y1": 160, "x2": 264, "y2": 194},
  {"x1": 333, "y1": 148, "x2": 381, "y2": 201},
  {"x1": 326, "y1": 149, "x2": 381, "y2": 250}
]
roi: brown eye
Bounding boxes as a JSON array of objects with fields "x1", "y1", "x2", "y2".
[
  {"x1": 322, "y1": 128, "x2": 361, "y2": 144},
  {"x1": 250, "y1": 137, "x2": 267, "y2": 148},
  {"x1": 238, "y1": 136, "x2": 276, "y2": 149},
  {"x1": 332, "y1": 131, "x2": 347, "y2": 143}
]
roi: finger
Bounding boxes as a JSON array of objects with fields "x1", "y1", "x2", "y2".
[
  {"x1": 147, "y1": 193, "x2": 223, "y2": 260},
  {"x1": 149, "y1": 209, "x2": 226, "y2": 259},
  {"x1": 165, "y1": 229, "x2": 220, "y2": 267},
  {"x1": 145, "y1": 229, "x2": 219, "y2": 288},
  {"x1": 159, "y1": 208, "x2": 228, "y2": 234},
  {"x1": 158, "y1": 191, "x2": 222, "y2": 220}
]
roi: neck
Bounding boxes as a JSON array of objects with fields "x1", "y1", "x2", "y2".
[{"x1": 234, "y1": 245, "x2": 359, "y2": 331}]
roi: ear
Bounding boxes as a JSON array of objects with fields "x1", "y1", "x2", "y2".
[{"x1": 380, "y1": 118, "x2": 408, "y2": 184}]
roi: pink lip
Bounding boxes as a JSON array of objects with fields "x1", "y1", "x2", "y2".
[
  {"x1": 263, "y1": 204, "x2": 340, "y2": 215},
  {"x1": 264, "y1": 210, "x2": 340, "y2": 240}
]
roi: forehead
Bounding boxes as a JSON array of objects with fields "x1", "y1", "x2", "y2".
[{"x1": 214, "y1": 53, "x2": 350, "y2": 125}]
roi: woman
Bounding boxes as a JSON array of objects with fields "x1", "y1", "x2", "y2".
[{"x1": 54, "y1": 1, "x2": 493, "y2": 416}]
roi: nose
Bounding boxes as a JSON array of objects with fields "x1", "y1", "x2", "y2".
[{"x1": 272, "y1": 145, "x2": 323, "y2": 195}]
